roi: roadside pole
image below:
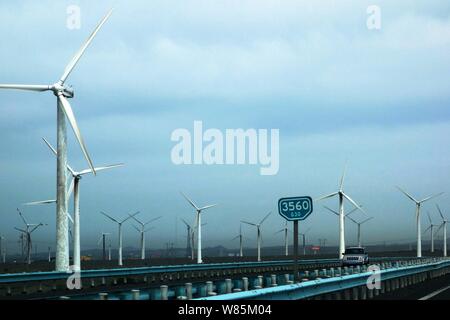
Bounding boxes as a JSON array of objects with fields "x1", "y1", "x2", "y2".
[{"x1": 293, "y1": 221, "x2": 299, "y2": 282}]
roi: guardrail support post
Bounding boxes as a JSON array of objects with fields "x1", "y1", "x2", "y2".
[
  {"x1": 206, "y1": 281, "x2": 214, "y2": 295},
  {"x1": 257, "y1": 275, "x2": 263, "y2": 288},
  {"x1": 271, "y1": 274, "x2": 277, "y2": 286},
  {"x1": 243, "y1": 277, "x2": 249, "y2": 291},
  {"x1": 99, "y1": 293, "x2": 108, "y2": 300},
  {"x1": 132, "y1": 289, "x2": 140, "y2": 300},
  {"x1": 368, "y1": 287, "x2": 374, "y2": 299},
  {"x1": 352, "y1": 287, "x2": 359, "y2": 300},
  {"x1": 360, "y1": 286, "x2": 367, "y2": 300},
  {"x1": 225, "y1": 279, "x2": 232, "y2": 293},
  {"x1": 343, "y1": 289, "x2": 351, "y2": 300},
  {"x1": 160, "y1": 285, "x2": 168, "y2": 300},
  {"x1": 185, "y1": 283, "x2": 193, "y2": 300}
]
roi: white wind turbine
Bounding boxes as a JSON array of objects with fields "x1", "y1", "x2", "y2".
[
  {"x1": 424, "y1": 212, "x2": 439, "y2": 253},
  {"x1": 181, "y1": 192, "x2": 217, "y2": 264},
  {"x1": 347, "y1": 216, "x2": 374, "y2": 247},
  {"x1": 316, "y1": 166, "x2": 365, "y2": 259},
  {"x1": 274, "y1": 221, "x2": 289, "y2": 256},
  {"x1": 130, "y1": 215, "x2": 161, "y2": 260},
  {"x1": 97, "y1": 232, "x2": 111, "y2": 261},
  {"x1": 25, "y1": 138, "x2": 124, "y2": 271},
  {"x1": 298, "y1": 227, "x2": 311, "y2": 256},
  {"x1": 0, "y1": 9, "x2": 114, "y2": 271},
  {"x1": 181, "y1": 218, "x2": 195, "y2": 260},
  {"x1": 101, "y1": 211, "x2": 139, "y2": 266},
  {"x1": 232, "y1": 224, "x2": 245, "y2": 257},
  {"x1": 15, "y1": 209, "x2": 45, "y2": 265},
  {"x1": 397, "y1": 187, "x2": 443, "y2": 258},
  {"x1": 435, "y1": 204, "x2": 448, "y2": 257},
  {"x1": 241, "y1": 212, "x2": 272, "y2": 262}
]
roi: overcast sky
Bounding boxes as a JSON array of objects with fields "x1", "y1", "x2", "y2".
[{"x1": 1, "y1": 0, "x2": 450, "y2": 254}]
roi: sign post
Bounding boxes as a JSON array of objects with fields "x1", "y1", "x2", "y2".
[{"x1": 278, "y1": 196, "x2": 313, "y2": 282}]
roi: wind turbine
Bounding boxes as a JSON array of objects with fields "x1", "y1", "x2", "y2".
[
  {"x1": 298, "y1": 227, "x2": 311, "y2": 256},
  {"x1": 435, "y1": 205, "x2": 448, "y2": 257},
  {"x1": 397, "y1": 187, "x2": 443, "y2": 258},
  {"x1": 316, "y1": 165, "x2": 365, "y2": 259},
  {"x1": 241, "y1": 212, "x2": 271, "y2": 262},
  {"x1": 130, "y1": 215, "x2": 161, "y2": 260},
  {"x1": 424, "y1": 212, "x2": 439, "y2": 253},
  {"x1": 101, "y1": 211, "x2": 139, "y2": 266},
  {"x1": 181, "y1": 218, "x2": 194, "y2": 259},
  {"x1": 232, "y1": 224, "x2": 245, "y2": 257},
  {"x1": 323, "y1": 206, "x2": 370, "y2": 247},
  {"x1": 274, "y1": 221, "x2": 289, "y2": 256},
  {"x1": 25, "y1": 138, "x2": 124, "y2": 271},
  {"x1": 0, "y1": 9, "x2": 114, "y2": 271},
  {"x1": 15, "y1": 209, "x2": 45, "y2": 264},
  {"x1": 97, "y1": 233, "x2": 111, "y2": 261},
  {"x1": 347, "y1": 216, "x2": 374, "y2": 247},
  {"x1": 181, "y1": 192, "x2": 217, "y2": 264}
]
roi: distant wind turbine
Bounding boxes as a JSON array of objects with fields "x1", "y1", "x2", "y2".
[
  {"x1": 25, "y1": 138, "x2": 123, "y2": 271},
  {"x1": 97, "y1": 233, "x2": 111, "y2": 261},
  {"x1": 130, "y1": 215, "x2": 161, "y2": 260},
  {"x1": 298, "y1": 227, "x2": 311, "y2": 256},
  {"x1": 435, "y1": 204, "x2": 448, "y2": 257},
  {"x1": 316, "y1": 165, "x2": 365, "y2": 259},
  {"x1": 274, "y1": 221, "x2": 289, "y2": 256},
  {"x1": 0, "y1": 9, "x2": 114, "y2": 271},
  {"x1": 181, "y1": 218, "x2": 194, "y2": 259},
  {"x1": 241, "y1": 212, "x2": 271, "y2": 262},
  {"x1": 15, "y1": 209, "x2": 45, "y2": 264},
  {"x1": 232, "y1": 224, "x2": 245, "y2": 257},
  {"x1": 181, "y1": 192, "x2": 217, "y2": 264},
  {"x1": 397, "y1": 187, "x2": 443, "y2": 258},
  {"x1": 101, "y1": 211, "x2": 139, "y2": 266},
  {"x1": 424, "y1": 212, "x2": 439, "y2": 253}
]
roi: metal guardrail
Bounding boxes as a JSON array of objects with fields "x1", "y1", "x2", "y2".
[
  {"x1": 198, "y1": 258, "x2": 450, "y2": 300},
  {"x1": 0, "y1": 257, "x2": 411, "y2": 284}
]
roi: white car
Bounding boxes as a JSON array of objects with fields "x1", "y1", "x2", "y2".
[{"x1": 342, "y1": 247, "x2": 369, "y2": 266}]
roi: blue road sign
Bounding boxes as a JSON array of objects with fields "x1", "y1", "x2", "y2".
[{"x1": 278, "y1": 196, "x2": 313, "y2": 221}]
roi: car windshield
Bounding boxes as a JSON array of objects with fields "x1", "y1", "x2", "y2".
[{"x1": 345, "y1": 248, "x2": 364, "y2": 254}]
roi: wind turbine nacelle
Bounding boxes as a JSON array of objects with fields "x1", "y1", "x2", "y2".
[{"x1": 62, "y1": 87, "x2": 74, "y2": 98}]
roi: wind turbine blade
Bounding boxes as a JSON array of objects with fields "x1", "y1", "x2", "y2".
[
  {"x1": 420, "y1": 192, "x2": 444, "y2": 204},
  {"x1": 181, "y1": 218, "x2": 191, "y2": 228},
  {"x1": 435, "y1": 223, "x2": 444, "y2": 235},
  {"x1": 259, "y1": 212, "x2": 272, "y2": 225},
  {"x1": 315, "y1": 192, "x2": 339, "y2": 202},
  {"x1": 78, "y1": 163, "x2": 125, "y2": 176},
  {"x1": 42, "y1": 138, "x2": 77, "y2": 176},
  {"x1": 101, "y1": 211, "x2": 118, "y2": 223},
  {"x1": 339, "y1": 162, "x2": 347, "y2": 190},
  {"x1": 347, "y1": 216, "x2": 358, "y2": 225},
  {"x1": 342, "y1": 193, "x2": 366, "y2": 214},
  {"x1": 66, "y1": 211, "x2": 74, "y2": 224},
  {"x1": 345, "y1": 207, "x2": 359, "y2": 217},
  {"x1": 427, "y1": 212, "x2": 432, "y2": 225},
  {"x1": 0, "y1": 84, "x2": 50, "y2": 92},
  {"x1": 132, "y1": 225, "x2": 140, "y2": 233},
  {"x1": 16, "y1": 208, "x2": 27, "y2": 226},
  {"x1": 144, "y1": 216, "x2": 162, "y2": 226},
  {"x1": 180, "y1": 192, "x2": 199, "y2": 211},
  {"x1": 59, "y1": 9, "x2": 114, "y2": 83},
  {"x1": 396, "y1": 186, "x2": 418, "y2": 203},
  {"x1": 30, "y1": 224, "x2": 44, "y2": 233},
  {"x1": 323, "y1": 206, "x2": 339, "y2": 216},
  {"x1": 436, "y1": 204, "x2": 445, "y2": 220},
  {"x1": 274, "y1": 229, "x2": 284, "y2": 235},
  {"x1": 23, "y1": 200, "x2": 56, "y2": 206},
  {"x1": 122, "y1": 211, "x2": 140, "y2": 223},
  {"x1": 361, "y1": 217, "x2": 374, "y2": 224},
  {"x1": 58, "y1": 96, "x2": 96, "y2": 175},
  {"x1": 14, "y1": 227, "x2": 26, "y2": 233},
  {"x1": 67, "y1": 177, "x2": 75, "y2": 199},
  {"x1": 200, "y1": 204, "x2": 217, "y2": 211},
  {"x1": 241, "y1": 220, "x2": 257, "y2": 227},
  {"x1": 97, "y1": 236, "x2": 103, "y2": 246},
  {"x1": 129, "y1": 214, "x2": 143, "y2": 226},
  {"x1": 231, "y1": 235, "x2": 240, "y2": 241},
  {"x1": 423, "y1": 226, "x2": 431, "y2": 234}
]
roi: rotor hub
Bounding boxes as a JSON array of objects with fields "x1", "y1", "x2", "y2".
[{"x1": 51, "y1": 83, "x2": 74, "y2": 98}]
